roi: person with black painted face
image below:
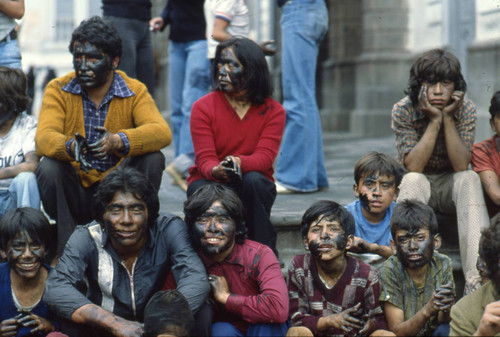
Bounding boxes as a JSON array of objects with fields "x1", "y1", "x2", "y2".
[
  {"x1": 35, "y1": 16, "x2": 171, "y2": 256},
  {"x1": 378, "y1": 199, "x2": 455, "y2": 336},
  {"x1": 43, "y1": 167, "x2": 209, "y2": 337},
  {"x1": 186, "y1": 37, "x2": 285, "y2": 259},
  {"x1": 183, "y1": 184, "x2": 289, "y2": 337},
  {"x1": 0, "y1": 208, "x2": 58, "y2": 336}
]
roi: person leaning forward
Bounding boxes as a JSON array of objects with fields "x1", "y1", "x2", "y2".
[
  {"x1": 35, "y1": 16, "x2": 171, "y2": 255},
  {"x1": 43, "y1": 167, "x2": 209, "y2": 337}
]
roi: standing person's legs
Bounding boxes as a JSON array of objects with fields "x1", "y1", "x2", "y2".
[
  {"x1": 452, "y1": 170, "x2": 489, "y2": 289},
  {"x1": 275, "y1": 0, "x2": 329, "y2": 192},
  {"x1": 9, "y1": 171, "x2": 40, "y2": 209},
  {"x1": 133, "y1": 19, "x2": 155, "y2": 96},
  {"x1": 237, "y1": 172, "x2": 278, "y2": 255},
  {"x1": 35, "y1": 158, "x2": 96, "y2": 254},
  {"x1": 122, "y1": 152, "x2": 166, "y2": 192},
  {"x1": 172, "y1": 40, "x2": 210, "y2": 176},
  {"x1": 0, "y1": 35, "x2": 22, "y2": 69}
]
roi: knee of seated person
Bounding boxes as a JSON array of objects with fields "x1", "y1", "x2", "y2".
[
  {"x1": 13, "y1": 171, "x2": 37, "y2": 185},
  {"x1": 401, "y1": 172, "x2": 428, "y2": 185},
  {"x1": 35, "y1": 158, "x2": 66, "y2": 179},
  {"x1": 453, "y1": 170, "x2": 480, "y2": 187},
  {"x1": 286, "y1": 326, "x2": 313, "y2": 337}
]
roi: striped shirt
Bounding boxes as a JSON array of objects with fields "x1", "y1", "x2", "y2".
[
  {"x1": 391, "y1": 96, "x2": 476, "y2": 174},
  {"x1": 287, "y1": 254, "x2": 387, "y2": 336},
  {"x1": 63, "y1": 72, "x2": 133, "y2": 172},
  {"x1": 379, "y1": 252, "x2": 454, "y2": 336}
]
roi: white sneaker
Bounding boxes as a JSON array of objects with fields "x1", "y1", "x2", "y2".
[{"x1": 275, "y1": 181, "x2": 294, "y2": 194}]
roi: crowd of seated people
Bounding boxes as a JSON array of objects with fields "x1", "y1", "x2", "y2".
[{"x1": 4, "y1": 7, "x2": 500, "y2": 337}]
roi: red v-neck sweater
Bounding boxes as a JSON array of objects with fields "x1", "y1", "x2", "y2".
[{"x1": 188, "y1": 91, "x2": 285, "y2": 184}]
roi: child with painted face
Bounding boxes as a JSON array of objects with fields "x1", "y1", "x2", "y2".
[
  {"x1": 0, "y1": 207, "x2": 57, "y2": 336},
  {"x1": 287, "y1": 200, "x2": 391, "y2": 337},
  {"x1": 378, "y1": 199, "x2": 455, "y2": 336},
  {"x1": 345, "y1": 151, "x2": 405, "y2": 265},
  {"x1": 184, "y1": 184, "x2": 289, "y2": 337}
]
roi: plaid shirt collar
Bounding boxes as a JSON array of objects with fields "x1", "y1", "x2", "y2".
[{"x1": 62, "y1": 71, "x2": 135, "y2": 100}]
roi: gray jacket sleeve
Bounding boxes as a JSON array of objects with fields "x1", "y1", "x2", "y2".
[
  {"x1": 43, "y1": 226, "x2": 95, "y2": 319},
  {"x1": 163, "y1": 216, "x2": 210, "y2": 314}
]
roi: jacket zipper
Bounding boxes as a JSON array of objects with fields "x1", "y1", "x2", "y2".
[{"x1": 121, "y1": 259, "x2": 138, "y2": 319}]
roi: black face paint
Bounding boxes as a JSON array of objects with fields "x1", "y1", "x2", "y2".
[
  {"x1": 7, "y1": 231, "x2": 45, "y2": 279},
  {"x1": 395, "y1": 229, "x2": 434, "y2": 269},
  {"x1": 359, "y1": 193, "x2": 371, "y2": 212},
  {"x1": 195, "y1": 204, "x2": 236, "y2": 257},
  {"x1": 216, "y1": 48, "x2": 245, "y2": 94},
  {"x1": 73, "y1": 41, "x2": 113, "y2": 90}
]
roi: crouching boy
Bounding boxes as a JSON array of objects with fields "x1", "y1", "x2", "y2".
[
  {"x1": 287, "y1": 200, "x2": 391, "y2": 336},
  {"x1": 379, "y1": 199, "x2": 455, "y2": 336}
]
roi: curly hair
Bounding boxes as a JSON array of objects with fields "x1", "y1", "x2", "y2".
[
  {"x1": 405, "y1": 49, "x2": 467, "y2": 106},
  {"x1": 479, "y1": 214, "x2": 500, "y2": 284},
  {"x1": 0, "y1": 66, "x2": 30, "y2": 115},
  {"x1": 212, "y1": 37, "x2": 272, "y2": 105},
  {"x1": 93, "y1": 167, "x2": 159, "y2": 228},
  {"x1": 69, "y1": 16, "x2": 122, "y2": 61},
  {"x1": 183, "y1": 184, "x2": 247, "y2": 245},
  {"x1": 353, "y1": 151, "x2": 406, "y2": 188},
  {"x1": 300, "y1": 200, "x2": 355, "y2": 239}
]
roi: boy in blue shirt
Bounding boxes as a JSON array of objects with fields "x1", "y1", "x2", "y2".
[{"x1": 346, "y1": 151, "x2": 405, "y2": 264}]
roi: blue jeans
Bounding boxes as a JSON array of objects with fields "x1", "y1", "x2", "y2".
[
  {"x1": 0, "y1": 35, "x2": 21, "y2": 69},
  {"x1": 169, "y1": 39, "x2": 209, "y2": 174},
  {"x1": 0, "y1": 172, "x2": 40, "y2": 218},
  {"x1": 211, "y1": 321, "x2": 288, "y2": 337},
  {"x1": 275, "y1": 0, "x2": 329, "y2": 192},
  {"x1": 104, "y1": 16, "x2": 155, "y2": 95}
]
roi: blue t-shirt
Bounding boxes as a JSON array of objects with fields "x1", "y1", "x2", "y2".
[
  {"x1": 0, "y1": 262, "x2": 56, "y2": 336},
  {"x1": 345, "y1": 200, "x2": 394, "y2": 246}
]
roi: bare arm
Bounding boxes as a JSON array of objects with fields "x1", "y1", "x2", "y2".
[
  {"x1": 0, "y1": 151, "x2": 39, "y2": 180},
  {"x1": 478, "y1": 170, "x2": 500, "y2": 205},
  {"x1": 71, "y1": 304, "x2": 143, "y2": 337},
  {"x1": 442, "y1": 91, "x2": 471, "y2": 171},
  {"x1": 211, "y1": 18, "x2": 231, "y2": 42},
  {"x1": 349, "y1": 237, "x2": 393, "y2": 259},
  {"x1": 0, "y1": 0, "x2": 24, "y2": 19},
  {"x1": 384, "y1": 301, "x2": 435, "y2": 336}
]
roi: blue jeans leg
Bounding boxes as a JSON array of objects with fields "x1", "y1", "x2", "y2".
[
  {"x1": 9, "y1": 172, "x2": 40, "y2": 209},
  {"x1": 0, "y1": 190, "x2": 15, "y2": 218},
  {"x1": 211, "y1": 322, "x2": 244, "y2": 337},
  {"x1": 169, "y1": 40, "x2": 209, "y2": 175},
  {"x1": 0, "y1": 37, "x2": 22, "y2": 69},
  {"x1": 275, "y1": 0, "x2": 329, "y2": 192},
  {"x1": 246, "y1": 322, "x2": 288, "y2": 337}
]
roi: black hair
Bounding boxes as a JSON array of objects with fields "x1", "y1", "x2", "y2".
[
  {"x1": 212, "y1": 36, "x2": 272, "y2": 105},
  {"x1": 489, "y1": 91, "x2": 500, "y2": 119},
  {"x1": 69, "y1": 16, "x2": 122, "y2": 62},
  {"x1": 94, "y1": 167, "x2": 159, "y2": 227},
  {"x1": 354, "y1": 151, "x2": 405, "y2": 187},
  {"x1": 405, "y1": 49, "x2": 467, "y2": 106},
  {"x1": 184, "y1": 184, "x2": 247, "y2": 244},
  {"x1": 0, "y1": 66, "x2": 30, "y2": 117},
  {"x1": 479, "y1": 214, "x2": 500, "y2": 286},
  {"x1": 390, "y1": 199, "x2": 438, "y2": 238},
  {"x1": 144, "y1": 290, "x2": 194, "y2": 337},
  {"x1": 300, "y1": 200, "x2": 355, "y2": 239},
  {"x1": 0, "y1": 207, "x2": 51, "y2": 253}
]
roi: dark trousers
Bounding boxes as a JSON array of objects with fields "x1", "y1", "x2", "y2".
[
  {"x1": 187, "y1": 171, "x2": 278, "y2": 256},
  {"x1": 36, "y1": 152, "x2": 165, "y2": 254}
]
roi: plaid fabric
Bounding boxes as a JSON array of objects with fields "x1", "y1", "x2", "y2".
[
  {"x1": 63, "y1": 72, "x2": 134, "y2": 172},
  {"x1": 391, "y1": 96, "x2": 476, "y2": 174},
  {"x1": 378, "y1": 252, "x2": 454, "y2": 336},
  {"x1": 287, "y1": 254, "x2": 386, "y2": 336}
]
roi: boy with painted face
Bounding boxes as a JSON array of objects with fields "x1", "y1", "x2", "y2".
[
  {"x1": 346, "y1": 152, "x2": 405, "y2": 264},
  {"x1": 287, "y1": 200, "x2": 391, "y2": 337},
  {"x1": 0, "y1": 207, "x2": 58, "y2": 336},
  {"x1": 379, "y1": 199, "x2": 455, "y2": 336},
  {"x1": 183, "y1": 184, "x2": 289, "y2": 337},
  {"x1": 43, "y1": 167, "x2": 209, "y2": 337},
  {"x1": 35, "y1": 16, "x2": 171, "y2": 256}
]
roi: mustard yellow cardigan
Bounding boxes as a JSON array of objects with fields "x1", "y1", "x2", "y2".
[{"x1": 36, "y1": 70, "x2": 172, "y2": 187}]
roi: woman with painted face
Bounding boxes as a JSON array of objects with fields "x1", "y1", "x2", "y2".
[
  {"x1": 0, "y1": 208, "x2": 58, "y2": 336},
  {"x1": 186, "y1": 37, "x2": 285, "y2": 258},
  {"x1": 0, "y1": 66, "x2": 40, "y2": 218}
]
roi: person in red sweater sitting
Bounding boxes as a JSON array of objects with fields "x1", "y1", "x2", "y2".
[{"x1": 186, "y1": 36, "x2": 285, "y2": 258}]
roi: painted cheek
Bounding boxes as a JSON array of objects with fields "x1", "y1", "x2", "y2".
[
  {"x1": 359, "y1": 193, "x2": 371, "y2": 211},
  {"x1": 228, "y1": 68, "x2": 244, "y2": 88}
]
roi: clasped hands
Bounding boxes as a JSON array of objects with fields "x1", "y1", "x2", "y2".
[
  {"x1": 0, "y1": 311, "x2": 55, "y2": 337},
  {"x1": 72, "y1": 127, "x2": 123, "y2": 173},
  {"x1": 324, "y1": 302, "x2": 375, "y2": 335},
  {"x1": 423, "y1": 281, "x2": 455, "y2": 317},
  {"x1": 212, "y1": 156, "x2": 242, "y2": 183}
]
